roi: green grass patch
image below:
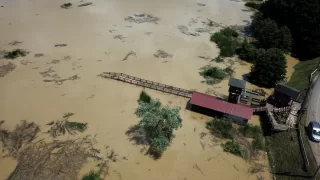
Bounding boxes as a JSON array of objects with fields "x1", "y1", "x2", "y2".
[
  {"x1": 240, "y1": 124, "x2": 264, "y2": 151},
  {"x1": 206, "y1": 118, "x2": 234, "y2": 139},
  {"x1": 211, "y1": 28, "x2": 239, "y2": 57},
  {"x1": 4, "y1": 49, "x2": 28, "y2": 59},
  {"x1": 82, "y1": 170, "x2": 101, "y2": 180},
  {"x1": 286, "y1": 57, "x2": 320, "y2": 90},
  {"x1": 221, "y1": 141, "x2": 244, "y2": 157},
  {"x1": 138, "y1": 90, "x2": 151, "y2": 103},
  {"x1": 239, "y1": 124, "x2": 262, "y2": 138},
  {"x1": 65, "y1": 121, "x2": 87, "y2": 132}
]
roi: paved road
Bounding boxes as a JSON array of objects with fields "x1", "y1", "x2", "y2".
[{"x1": 306, "y1": 76, "x2": 320, "y2": 165}]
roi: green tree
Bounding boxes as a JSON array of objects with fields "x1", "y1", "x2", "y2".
[
  {"x1": 250, "y1": 48, "x2": 287, "y2": 87},
  {"x1": 251, "y1": 17, "x2": 292, "y2": 52},
  {"x1": 258, "y1": 0, "x2": 320, "y2": 58},
  {"x1": 276, "y1": 26, "x2": 292, "y2": 52},
  {"x1": 237, "y1": 38, "x2": 258, "y2": 63},
  {"x1": 135, "y1": 99, "x2": 182, "y2": 157}
]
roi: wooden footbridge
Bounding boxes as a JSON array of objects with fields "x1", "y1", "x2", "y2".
[
  {"x1": 99, "y1": 72, "x2": 300, "y2": 131},
  {"x1": 98, "y1": 72, "x2": 193, "y2": 98}
]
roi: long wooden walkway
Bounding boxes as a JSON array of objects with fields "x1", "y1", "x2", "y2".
[{"x1": 98, "y1": 72, "x2": 193, "y2": 98}]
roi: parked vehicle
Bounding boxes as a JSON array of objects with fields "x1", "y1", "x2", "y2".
[{"x1": 308, "y1": 121, "x2": 320, "y2": 142}]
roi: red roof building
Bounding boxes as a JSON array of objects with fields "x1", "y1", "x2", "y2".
[{"x1": 190, "y1": 92, "x2": 254, "y2": 120}]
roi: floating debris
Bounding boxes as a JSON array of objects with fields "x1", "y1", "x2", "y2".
[
  {"x1": 125, "y1": 13, "x2": 160, "y2": 24},
  {"x1": 122, "y1": 51, "x2": 136, "y2": 61},
  {"x1": 54, "y1": 44, "x2": 67, "y2": 47},
  {"x1": 34, "y1": 53, "x2": 44, "y2": 57},
  {"x1": 0, "y1": 62, "x2": 16, "y2": 77},
  {"x1": 178, "y1": 25, "x2": 200, "y2": 36},
  {"x1": 197, "y1": 3, "x2": 206, "y2": 6},
  {"x1": 43, "y1": 75, "x2": 80, "y2": 85},
  {"x1": 153, "y1": 50, "x2": 173, "y2": 58},
  {"x1": 114, "y1": 35, "x2": 126, "y2": 41},
  {"x1": 78, "y1": 2, "x2": 92, "y2": 7},
  {"x1": 8, "y1": 41, "x2": 22, "y2": 46},
  {"x1": 60, "y1": 3, "x2": 72, "y2": 9}
]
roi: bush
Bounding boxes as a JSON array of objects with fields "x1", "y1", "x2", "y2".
[
  {"x1": 199, "y1": 65, "x2": 234, "y2": 84},
  {"x1": 250, "y1": 48, "x2": 287, "y2": 87},
  {"x1": 206, "y1": 118, "x2": 234, "y2": 139},
  {"x1": 239, "y1": 124, "x2": 265, "y2": 151},
  {"x1": 211, "y1": 28, "x2": 239, "y2": 57},
  {"x1": 212, "y1": 56, "x2": 224, "y2": 63},
  {"x1": 138, "y1": 90, "x2": 151, "y2": 103},
  {"x1": 252, "y1": 135, "x2": 265, "y2": 151},
  {"x1": 200, "y1": 66, "x2": 227, "y2": 80},
  {"x1": 65, "y1": 121, "x2": 87, "y2": 132},
  {"x1": 224, "y1": 66, "x2": 234, "y2": 76},
  {"x1": 4, "y1": 49, "x2": 28, "y2": 59},
  {"x1": 221, "y1": 141, "x2": 244, "y2": 157},
  {"x1": 82, "y1": 171, "x2": 101, "y2": 180},
  {"x1": 245, "y1": 2, "x2": 261, "y2": 10},
  {"x1": 239, "y1": 124, "x2": 262, "y2": 138}
]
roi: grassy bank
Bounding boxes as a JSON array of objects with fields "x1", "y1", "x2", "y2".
[
  {"x1": 261, "y1": 114, "x2": 315, "y2": 180},
  {"x1": 266, "y1": 57, "x2": 320, "y2": 179},
  {"x1": 287, "y1": 57, "x2": 320, "y2": 90}
]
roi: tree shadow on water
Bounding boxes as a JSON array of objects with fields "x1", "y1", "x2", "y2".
[
  {"x1": 125, "y1": 125, "x2": 163, "y2": 160},
  {"x1": 125, "y1": 124, "x2": 149, "y2": 146}
]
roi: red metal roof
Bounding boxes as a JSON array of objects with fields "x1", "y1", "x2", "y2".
[{"x1": 189, "y1": 92, "x2": 253, "y2": 120}]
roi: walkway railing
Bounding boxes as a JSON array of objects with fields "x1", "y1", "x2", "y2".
[{"x1": 98, "y1": 72, "x2": 193, "y2": 98}]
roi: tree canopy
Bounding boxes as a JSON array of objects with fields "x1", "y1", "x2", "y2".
[
  {"x1": 251, "y1": 13, "x2": 292, "y2": 52},
  {"x1": 250, "y1": 48, "x2": 287, "y2": 87},
  {"x1": 135, "y1": 97, "x2": 182, "y2": 157},
  {"x1": 257, "y1": 0, "x2": 320, "y2": 58}
]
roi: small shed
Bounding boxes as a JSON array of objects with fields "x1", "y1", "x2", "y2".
[
  {"x1": 228, "y1": 78, "x2": 246, "y2": 104},
  {"x1": 189, "y1": 92, "x2": 253, "y2": 125},
  {"x1": 272, "y1": 84, "x2": 300, "y2": 107}
]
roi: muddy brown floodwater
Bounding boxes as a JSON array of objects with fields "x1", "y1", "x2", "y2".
[{"x1": 0, "y1": 0, "x2": 297, "y2": 179}]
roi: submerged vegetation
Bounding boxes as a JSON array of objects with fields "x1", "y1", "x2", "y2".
[
  {"x1": 210, "y1": 27, "x2": 239, "y2": 57},
  {"x1": 134, "y1": 91, "x2": 182, "y2": 158},
  {"x1": 206, "y1": 118, "x2": 234, "y2": 139},
  {"x1": 82, "y1": 170, "x2": 101, "y2": 180},
  {"x1": 199, "y1": 65, "x2": 234, "y2": 85},
  {"x1": 65, "y1": 121, "x2": 88, "y2": 132},
  {"x1": 138, "y1": 90, "x2": 151, "y2": 103},
  {"x1": 221, "y1": 141, "x2": 244, "y2": 157},
  {"x1": 207, "y1": 118, "x2": 265, "y2": 158},
  {"x1": 4, "y1": 49, "x2": 28, "y2": 59}
]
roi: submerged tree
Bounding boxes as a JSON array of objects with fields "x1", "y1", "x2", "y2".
[{"x1": 135, "y1": 98, "x2": 182, "y2": 157}]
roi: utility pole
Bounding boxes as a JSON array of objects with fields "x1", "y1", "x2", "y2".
[{"x1": 313, "y1": 165, "x2": 320, "y2": 179}]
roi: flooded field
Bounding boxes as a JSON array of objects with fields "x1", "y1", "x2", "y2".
[{"x1": 0, "y1": 0, "x2": 297, "y2": 179}]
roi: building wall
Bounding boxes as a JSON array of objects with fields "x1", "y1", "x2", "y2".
[{"x1": 224, "y1": 114, "x2": 248, "y2": 126}]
